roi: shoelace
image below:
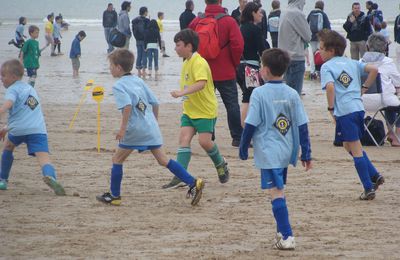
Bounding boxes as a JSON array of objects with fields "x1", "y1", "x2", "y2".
[{"x1": 186, "y1": 185, "x2": 196, "y2": 199}]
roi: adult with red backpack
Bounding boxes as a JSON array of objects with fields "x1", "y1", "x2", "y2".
[{"x1": 189, "y1": 0, "x2": 244, "y2": 148}]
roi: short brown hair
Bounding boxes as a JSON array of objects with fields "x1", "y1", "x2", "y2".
[
  {"x1": 174, "y1": 29, "x2": 199, "y2": 52},
  {"x1": 1, "y1": 59, "x2": 24, "y2": 78},
  {"x1": 317, "y1": 29, "x2": 347, "y2": 56},
  {"x1": 108, "y1": 49, "x2": 134, "y2": 72},
  {"x1": 271, "y1": 0, "x2": 280, "y2": 9},
  {"x1": 28, "y1": 25, "x2": 39, "y2": 35},
  {"x1": 315, "y1": 0, "x2": 324, "y2": 10},
  {"x1": 261, "y1": 48, "x2": 290, "y2": 77}
]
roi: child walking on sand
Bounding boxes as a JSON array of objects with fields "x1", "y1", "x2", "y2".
[
  {"x1": 162, "y1": 29, "x2": 229, "y2": 189},
  {"x1": 0, "y1": 59, "x2": 65, "y2": 195},
  {"x1": 69, "y1": 30, "x2": 86, "y2": 77},
  {"x1": 96, "y1": 49, "x2": 204, "y2": 206},
  {"x1": 20, "y1": 25, "x2": 48, "y2": 87},
  {"x1": 239, "y1": 48, "x2": 312, "y2": 250},
  {"x1": 318, "y1": 29, "x2": 384, "y2": 200}
]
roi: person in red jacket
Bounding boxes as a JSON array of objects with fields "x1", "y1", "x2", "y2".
[{"x1": 189, "y1": 0, "x2": 244, "y2": 148}]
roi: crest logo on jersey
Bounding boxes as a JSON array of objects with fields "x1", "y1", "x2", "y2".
[
  {"x1": 25, "y1": 95, "x2": 39, "y2": 110},
  {"x1": 273, "y1": 113, "x2": 291, "y2": 136},
  {"x1": 136, "y1": 98, "x2": 147, "y2": 114},
  {"x1": 185, "y1": 73, "x2": 189, "y2": 81},
  {"x1": 337, "y1": 71, "x2": 353, "y2": 88}
]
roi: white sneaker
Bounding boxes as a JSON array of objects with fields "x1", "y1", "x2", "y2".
[
  {"x1": 273, "y1": 232, "x2": 283, "y2": 244},
  {"x1": 274, "y1": 236, "x2": 295, "y2": 250}
]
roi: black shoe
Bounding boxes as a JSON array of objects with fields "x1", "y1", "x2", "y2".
[
  {"x1": 162, "y1": 54, "x2": 170, "y2": 57},
  {"x1": 372, "y1": 175, "x2": 385, "y2": 190},
  {"x1": 8, "y1": 39, "x2": 14, "y2": 45},
  {"x1": 96, "y1": 192, "x2": 121, "y2": 205},
  {"x1": 161, "y1": 176, "x2": 187, "y2": 189},
  {"x1": 359, "y1": 188, "x2": 376, "y2": 200},
  {"x1": 216, "y1": 158, "x2": 230, "y2": 183},
  {"x1": 232, "y1": 139, "x2": 240, "y2": 147}
]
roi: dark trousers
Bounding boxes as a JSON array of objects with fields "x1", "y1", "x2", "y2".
[{"x1": 214, "y1": 79, "x2": 243, "y2": 141}]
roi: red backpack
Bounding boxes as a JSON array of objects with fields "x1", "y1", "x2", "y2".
[{"x1": 194, "y1": 13, "x2": 228, "y2": 59}]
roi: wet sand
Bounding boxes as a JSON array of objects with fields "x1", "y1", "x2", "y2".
[{"x1": 0, "y1": 23, "x2": 399, "y2": 259}]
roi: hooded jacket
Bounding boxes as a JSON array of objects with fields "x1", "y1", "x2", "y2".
[
  {"x1": 118, "y1": 10, "x2": 131, "y2": 37},
  {"x1": 189, "y1": 4, "x2": 244, "y2": 81},
  {"x1": 278, "y1": 0, "x2": 311, "y2": 61}
]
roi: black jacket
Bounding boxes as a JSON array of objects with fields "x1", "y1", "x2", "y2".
[
  {"x1": 343, "y1": 11, "x2": 372, "y2": 42},
  {"x1": 144, "y1": 28, "x2": 161, "y2": 49},
  {"x1": 395, "y1": 15, "x2": 400, "y2": 44},
  {"x1": 103, "y1": 9, "x2": 118, "y2": 28},
  {"x1": 240, "y1": 22, "x2": 266, "y2": 61},
  {"x1": 231, "y1": 7, "x2": 241, "y2": 25},
  {"x1": 179, "y1": 9, "x2": 196, "y2": 30}
]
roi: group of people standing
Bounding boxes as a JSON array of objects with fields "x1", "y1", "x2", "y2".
[{"x1": 102, "y1": 2, "x2": 169, "y2": 78}]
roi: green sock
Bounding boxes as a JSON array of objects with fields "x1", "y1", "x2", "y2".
[
  {"x1": 207, "y1": 143, "x2": 223, "y2": 167},
  {"x1": 177, "y1": 147, "x2": 191, "y2": 170}
]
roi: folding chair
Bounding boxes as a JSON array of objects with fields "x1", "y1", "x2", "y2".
[{"x1": 362, "y1": 73, "x2": 400, "y2": 146}]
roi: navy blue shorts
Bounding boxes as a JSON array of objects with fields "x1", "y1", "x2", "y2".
[
  {"x1": 335, "y1": 111, "x2": 365, "y2": 142},
  {"x1": 118, "y1": 144, "x2": 161, "y2": 153},
  {"x1": 261, "y1": 168, "x2": 287, "y2": 190},
  {"x1": 8, "y1": 133, "x2": 49, "y2": 156},
  {"x1": 26, "y1": 68, "x2": 37, "y2": 77}
]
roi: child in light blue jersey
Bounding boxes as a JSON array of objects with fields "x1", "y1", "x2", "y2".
[
  {"x1": 8, "y1": 17, "x2": 27, "y2": 49},
  {"x1": 53, "y1": 16, "x2": 63, "y2": 55},
  {"x1": 0, "y1": 59, "x2": 65, "y2": 195},
  {"x1": 239, "y1": 48, "x2": 312, "y2": 250},
  {"x1": 96, "y1": 49, "x2": 204, "y2": 206},
  {"x1": 318, "y1": 29, "x2": 383, "y2": 200}
]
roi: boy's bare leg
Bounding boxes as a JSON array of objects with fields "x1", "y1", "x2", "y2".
[{"x1": 112, "y1": 147, "x2": 133, "y2": 164}]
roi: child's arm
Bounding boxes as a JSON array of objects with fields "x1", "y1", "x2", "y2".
[
  {"x1": 116, "y1": 105, "x2": 132, "y2": 141},
  {"x1": 325, "y1": 82, "x2": 335, "y2": 121},
  {"x1": 361, "y1": 64, "x2": 378, "y2": 95},
  {"x1": 170, "y1": 80, "x2": 206, "y2": 98},
  {"x1": 239, "y1": 123, "x2": 256, "y2": 160},
  {"x1": 152, "y1": 104, "x2": 159, "y2": 120},
  {"x1": 299, "y1": 123, "x2": 312, "y2": 171},
  {"x1": 0, "y1": 101, "x2": 13, "y2": 140}
]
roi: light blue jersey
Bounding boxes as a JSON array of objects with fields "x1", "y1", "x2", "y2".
[
  {"x1": 15, "y1": 24, "x2": 24, "y2": 41},
  {"x1": 245, "y1": 82, "x2": 309, "y2": 169},
  {"x1": 113, "y1": 75, "x2": 162, "y2": 146},
  {"x1": 320, "y1": 56, "x2": 366, "y2": 117},
  {"x1": 53, "y1": 23, "x2": 61, "y2": 39},
  {"x1": 5, "y1": 81, "x2": 47, "y2": 136}
]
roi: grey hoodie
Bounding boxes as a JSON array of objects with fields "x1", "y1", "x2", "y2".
[
  {"x1": 278, "y1": 0, "x2": 311, "y2": 61},
  {"x1": 118, "y1": 10, "x2": 131, "y2": 37}
]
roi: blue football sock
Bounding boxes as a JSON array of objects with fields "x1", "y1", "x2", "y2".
[
  {"x1": 353, "y1": 156, "x2": 373, "y2": 190},
  {"x1": 110, "y1": 164, "x2": 123, "y2": 197},
  {"x1": 272, "y1": 198, "x2": 293, "y2": 239},
  {"x1": 42, "y1": 164, "x2": 56, "y2": 179},
  {"x1": 0, "y1": 150, "x2": 14, "y2": 181},
  {"x1": 363, "y1": 151, "x2": 379, "y2": 179},
  {"x1": 167, "y1": 160, "x2": 195, "y2": 187}
]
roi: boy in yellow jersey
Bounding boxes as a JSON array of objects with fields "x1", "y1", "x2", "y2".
[
  {"x1": 156, "y1": 12, "x2": 169, "y2": 57},
  {"x1": 44, "y1": 13, "x2": 56, "y2": 56},
  {"x1": 162, "y1": 29, "x2": 229, "y2": 189}
]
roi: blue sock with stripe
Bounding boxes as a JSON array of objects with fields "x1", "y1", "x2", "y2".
[
  {"x1": 0, "y1": 150, "x2": 14, "y2": 181},
  {"x1": 272, "y1": 198, "x2": 293, "y2": 239},
  {"x1": 110, "y1": 164, "x2": 123, "y2": 197},
  {"x1": 167, "y1": 160, "x2": 195, "y2": 187},
  {"x1": 42, "y1": 164, "x2": 56, "y2": 179},
  {"x1": 353, "y1": 156, "x2": 373, "y2": 190},
  {"x1": 362, "y1": 151, "x2": 378, "y2": 179}
]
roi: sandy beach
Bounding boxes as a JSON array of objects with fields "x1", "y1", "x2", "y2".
[{"x1": 0, "y1": 22, "x2": 400, "y2": 259}]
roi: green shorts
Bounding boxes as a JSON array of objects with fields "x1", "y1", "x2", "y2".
[{"x1": 181, "y1": 114, "x2": 216, "y2": 133}]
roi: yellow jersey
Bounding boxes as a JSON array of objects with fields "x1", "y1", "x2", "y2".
[{"x1": 180, "y1": 52, "x2": 217, "y2": 119}]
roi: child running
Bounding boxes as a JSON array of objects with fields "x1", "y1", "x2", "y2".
[
  {"x1": 239, "y1": 48, "x2": 312, "y2": 250},
  {"x1": 162, "y1": 29, "x2": 229, "y2": 189},
  {"x1": 96, "y1": 49, "x2": 204, "y2": 206},
  {"x1": 0, "y1": 59, "x2": 65, "y2": 196},
  {"x1": 318, "y1": 29, "x2": 384, "y2": 200},
  {"x1": 20, "y1": 25, "x2": 48, "y2": 87},
  {"x1": 8, "y1": 17, "x2": 27, "y2": 49}
]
